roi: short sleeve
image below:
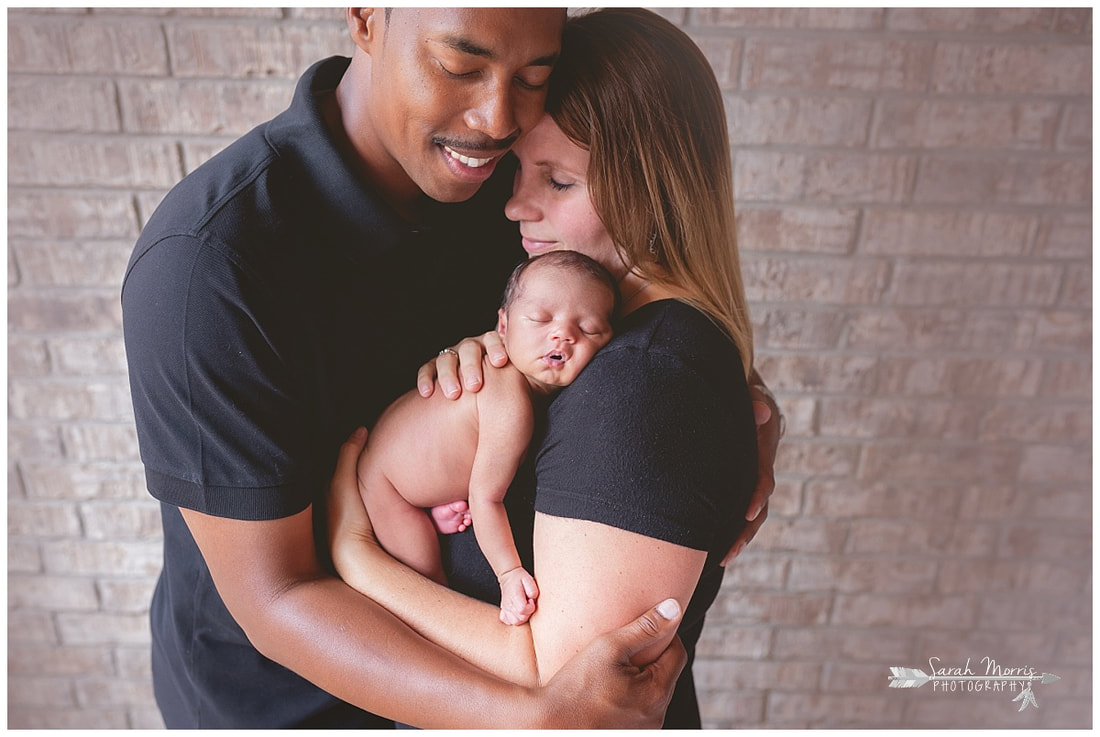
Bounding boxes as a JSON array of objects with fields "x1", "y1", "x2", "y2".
[
  {"x1": 123, "y1": 234, "x2": 315, "y2": 519},
  {"x1": 533, "y1": 345, "x2": 754, "y2": 552}
]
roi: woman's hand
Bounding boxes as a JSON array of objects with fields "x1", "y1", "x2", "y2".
[
  {"x1": 722, "y1": 375, "x2": 783, "y2": 565},
  {"x1": 417, "y1": 330, "x2": 510, "y2": 399},
  {"x1": 326, "y1": 427, "x2": 383, "y2": 582}
]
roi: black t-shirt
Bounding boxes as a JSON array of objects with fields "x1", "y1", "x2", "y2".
[
  {"x1": 123, "y1": 56, "x2": 522, "y2": 728},
  {"x1": 444, "y1": 300, "x2": 758, "y2": 729}
]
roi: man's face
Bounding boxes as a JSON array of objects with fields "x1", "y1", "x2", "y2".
[{"x1": 360, "y1": 8, "x2": 564, "y2": 205}]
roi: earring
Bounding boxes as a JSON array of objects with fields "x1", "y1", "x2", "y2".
[{"x1": 648, "y1": 229, "x2": 658, "y2": 255}]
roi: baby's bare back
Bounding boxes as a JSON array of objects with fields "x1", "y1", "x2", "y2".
[{"x1": 359, "y1": 386, "x2": 482, "y2": 508}]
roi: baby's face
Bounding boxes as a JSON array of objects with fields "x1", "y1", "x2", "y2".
[{"x1": 498, "y1": 266, "x2": 614, "y2": 391}]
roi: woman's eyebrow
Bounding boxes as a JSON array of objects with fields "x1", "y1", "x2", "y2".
[{"x1": 433, "y1": 36, "x2": 558, "y2": 68}]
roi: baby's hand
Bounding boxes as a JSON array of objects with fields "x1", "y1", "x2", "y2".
[
  {"x1": 429, "y1": 501, "x2": 472, "y2": 534},
  {"x1": 498, "y1": 567, "x2": 539, "y2": 626}
]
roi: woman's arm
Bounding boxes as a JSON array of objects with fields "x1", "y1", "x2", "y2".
[
  {"x1": 329, "y1": 434, "x2": 540, "y2": 686},
  {"x1": 328, "y1": 429, "x2": 689, "y2": 693},
  {"x1": 529, "y1": 513, "x2": 704, "y2": 679},
  {"x1": 331, "y1": 462, "x2": 700, "y2": 687}
]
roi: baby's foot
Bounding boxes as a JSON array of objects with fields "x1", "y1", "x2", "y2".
[{"x1": 430, "y1": 501, "x2": 472, "y2": 534}]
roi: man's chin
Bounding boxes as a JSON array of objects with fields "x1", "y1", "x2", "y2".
[{"x1": 420, "y1": 178, "x2": 484, "y2": 204}]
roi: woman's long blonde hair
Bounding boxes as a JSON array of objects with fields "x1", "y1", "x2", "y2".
[{"x1": 546, "y1": 8, "x2": 753, "y2": 376}]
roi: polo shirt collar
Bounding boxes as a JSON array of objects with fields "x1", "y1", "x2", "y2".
[{"x1": 265, "y1": 56, "x2": 414, "y2": 262}]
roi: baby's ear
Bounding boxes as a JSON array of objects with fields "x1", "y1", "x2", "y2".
[{"x1": 496, "y1": 308, "x2": 507, "y2": 336}]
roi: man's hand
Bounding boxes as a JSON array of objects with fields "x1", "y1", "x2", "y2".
[
  {"x1": 417, "y1": 330, "x2": 509, "y2": 399},
  {"x1": 723, "y1": 376, "x2": 783, "y2": 565},
  {"x1": 540, "y1": 599, "x2": 687, "y2": 728}
]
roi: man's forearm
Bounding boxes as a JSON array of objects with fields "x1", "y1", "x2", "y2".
[{"x1": 179, "y1": 504, "x2": 543, "y2": 728}]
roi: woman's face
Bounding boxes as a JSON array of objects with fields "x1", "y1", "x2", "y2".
[{"x1": 504, "y1": 115, "x2": 628, "y2": 280}]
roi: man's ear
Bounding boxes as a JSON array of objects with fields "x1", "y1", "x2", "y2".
[
  {"x1": 346, "y1": 8, "x2": 380, "y2": 54},
  {"x1": 496, "y1": 308, "x2": 508, "y2": 336}
]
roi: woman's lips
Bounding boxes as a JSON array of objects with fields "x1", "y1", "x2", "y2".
[{"x1": 520, "y1": 236, "x2": 557, "y2": 254}]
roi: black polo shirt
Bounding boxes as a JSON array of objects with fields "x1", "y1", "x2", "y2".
[{"x1": 123, "y1": 56, "x2": 522, "y2": 728}]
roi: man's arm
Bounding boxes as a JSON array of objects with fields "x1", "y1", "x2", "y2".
[
  {"x1": 179, "y1": 505, "x2": 539, "y2": 728},
  {"x1": 185, "y1": 428, "x2": 686, "y2": 728}
]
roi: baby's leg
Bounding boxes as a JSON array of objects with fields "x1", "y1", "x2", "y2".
[{"x1": 358, "y1": 455, "x2": 446, "y2": 585}]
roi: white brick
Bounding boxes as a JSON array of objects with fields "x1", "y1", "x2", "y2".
[
  {"x1": 9, "y1": 574, "x2": 99, "y2": 611},
  {"x1": 42, "y1": 539, "x2": 162, "y2": 577},
  {"x1": 13, "y1": 239, "x2": 132, "y2": 288},
  {"x1": 56, "y1": 611, "x2": 153, "y2": 646}
]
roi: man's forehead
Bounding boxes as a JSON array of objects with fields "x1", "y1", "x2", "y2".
[{"x1": 392, "y1": 7, "x2": 564, "y2": 53}]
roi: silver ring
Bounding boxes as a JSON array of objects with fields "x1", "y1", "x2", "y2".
[{"x1": 438, "y1": 348, "x2": 459, "y2": 358}]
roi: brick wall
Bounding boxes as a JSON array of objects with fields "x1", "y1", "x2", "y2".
[{"x1": 7, "y1": 7, "x2": 1091, "y2": 729}]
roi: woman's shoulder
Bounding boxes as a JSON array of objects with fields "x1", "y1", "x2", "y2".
[{"x1": 599, "y1": 299, "x2": 742, "y2": 374}]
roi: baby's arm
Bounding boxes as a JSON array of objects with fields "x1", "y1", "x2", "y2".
[{"x1": 469, "y1": 367, "x2": 538, "y2": 625}]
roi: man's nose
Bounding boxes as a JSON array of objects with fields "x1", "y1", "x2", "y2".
[{"x1": 464, "y1": 82, "x2": 519, "y2": 142}]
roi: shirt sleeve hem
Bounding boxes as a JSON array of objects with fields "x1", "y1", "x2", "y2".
[
  {"x1": 145, "y1": 468, "x2": 314, "y2": 521},
  {"x1": 534, "y1": 486, "x2": 710, "y2": 552}
]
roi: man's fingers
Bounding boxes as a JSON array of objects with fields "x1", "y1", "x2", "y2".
[
  {"x1": 747, "y1": 467, "x2": 775, "y2": 522},
  {"x1": 752, "y1": 398, "x2": 772, "y2": 426},
  {"x1": 609, "y1": 599, "x2": 683, "y2": 663},
  {"x1": 722, "y1": 502, "x2": 768, "y2": 566}
]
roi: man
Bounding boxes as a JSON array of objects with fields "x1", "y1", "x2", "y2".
[{"x1": 123, "y1": 8, "x2": 776, "y2": 728}]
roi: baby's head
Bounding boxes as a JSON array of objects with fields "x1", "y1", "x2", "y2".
[{"x1": 497, "y1": 251, "x2": 617, "y2": 392}]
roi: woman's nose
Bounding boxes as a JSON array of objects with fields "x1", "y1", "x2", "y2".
[{"x1": 505, "y1": 169, "x2": 539, "y2": 222}]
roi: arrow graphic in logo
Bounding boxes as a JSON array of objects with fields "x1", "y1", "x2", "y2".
[{"x1": 888, "y1": 667, "x2": 1060, "y2": 711}]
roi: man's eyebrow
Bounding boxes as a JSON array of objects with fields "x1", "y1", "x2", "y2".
[{"x1": 436, "y1": 36, "x2": 558, "y2": 67}]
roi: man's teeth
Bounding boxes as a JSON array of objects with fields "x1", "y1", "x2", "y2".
[{"x1": 444, "y1": 146, "x2": 493, "y2": 168}]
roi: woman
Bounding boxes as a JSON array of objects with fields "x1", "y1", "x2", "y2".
[{"x1": 331, "y1": 9, "x2": 761, "y2": 727}]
